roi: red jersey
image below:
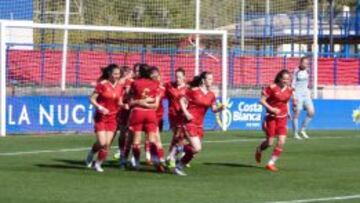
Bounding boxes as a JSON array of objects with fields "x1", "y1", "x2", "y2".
[
  {"x1": 262, "y1": 84, "x2": 293, "y2": 118},
  {"x1": 94, "y1": 80, "x2": 124, "y2": 115},
  {"x1": 185, "y1": 88, "x2": 216, "y2": 127},
  {"x1": 156, "y1": 85, "x2": 166, "y2": 119},
  {"x1": 165, "y1": 82, "x2": 188, "y2": 115},
  {"x1": 130, "y1": 78, "x2": 160, "y2": 108}
]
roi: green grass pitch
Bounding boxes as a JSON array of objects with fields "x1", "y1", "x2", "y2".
[{"x1": 0, "y1": 130, "x2": 359, "y2": 203}]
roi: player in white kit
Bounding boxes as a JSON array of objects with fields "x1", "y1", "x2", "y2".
[{"x1": 292, "y1": 56, "x2": 315, "y2": 139}]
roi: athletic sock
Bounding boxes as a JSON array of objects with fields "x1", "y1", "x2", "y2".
[
  {"x1": 97, "y1": 148, "x2": 108, "y2": 162},
  {"x1": 292, "y1": 117, "x2": 299, "y2": 133},
  {"x1": 180, "y1": 144, "x2": 194, "y2": 165},
  {"x1": 301, "y1": 116, "x2": 312, "y2": 131},
  {"x1": 145, "y1": 140, "x2": 151, "y2": 161},
  {"x1": 268, "y1": 146, "x2": 282, "y2": 165}
]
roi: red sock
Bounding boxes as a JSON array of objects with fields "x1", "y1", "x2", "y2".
[
  {"x1": 180, "y1": 144, "x2": 194, "y2": 165},
  {"x1": 97, "y1": 148, "x2": 108, "y2": 161},
  {"x1": 157, "y1": 147, "x2": 165, "y2": 162},
  {"x1": 132, "y1": 144, "x2": 141, "y2": 161},
  {"x1": 91, "y1": 143, "x2": 101, "y2": 153},
  {"x1": 272, "y1": 146, "x2": 283, "y2": 157}
]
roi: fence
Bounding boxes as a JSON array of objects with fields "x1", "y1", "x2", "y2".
[{"x1": 6, "y1": 43, "x2": 360, "y2": 91}]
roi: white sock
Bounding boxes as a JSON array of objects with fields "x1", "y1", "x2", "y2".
[
  {"x1": 145, "y1": 151, "x2": 151, "y2": 161},
  {"x1": 268, "y1": 156, "x2": 278, "y2": 165},
  {"x1": 95, "y1": 160, "x2": 103, "y2": 167}
]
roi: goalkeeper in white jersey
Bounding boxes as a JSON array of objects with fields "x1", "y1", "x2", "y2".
[{"x1": 292, "y1": 56, "x2": 315, "y2": 139}]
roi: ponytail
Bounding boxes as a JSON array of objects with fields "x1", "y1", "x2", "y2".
[{"x1": 189, "y1": 71, "x2": 211, "y2": 88}]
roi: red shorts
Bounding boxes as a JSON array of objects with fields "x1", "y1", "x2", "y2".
[
  {"x1": 263, "y1": 116, "x2": 288, "y2": 138},
  {"x1": 183, "y1": 123, "x2": 204, "y2": 139},
  {"x1": 94, "y1": 112, "x2": 118, "y2": 132},
  {"x1": 128, "y1": 108, "x2": 158, "y2": 134}
]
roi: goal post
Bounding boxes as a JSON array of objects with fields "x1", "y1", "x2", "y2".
[
  {"x1": 0, "y1": 21, "x2": 228, "y2": 136},
  {"x1": 0, "y1": 22, "x2": 6, "y2": 137}
]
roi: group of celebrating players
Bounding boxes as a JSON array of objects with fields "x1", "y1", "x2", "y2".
[{"x1": 84, "y1": 56, "x2": 314, "y2": 175}]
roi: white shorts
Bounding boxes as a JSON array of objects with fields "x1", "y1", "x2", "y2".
[{"x1": 295, "y1": 95, "x2": 314, "y2": 112}]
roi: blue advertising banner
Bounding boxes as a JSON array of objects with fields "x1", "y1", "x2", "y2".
[
  {"x1": 5, "y1": 96, "x2": 360, "y2": 134},
  {"x1": 7, "y1": 96, "x2": 95, "y2": 134},
  {"x1": 206, "y1": 98, "x2": 360, "y2": 131}
]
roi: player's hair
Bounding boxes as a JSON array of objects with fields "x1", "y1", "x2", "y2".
[
  {"x1": 133, "y1": 63, "x2": 142, "y2": 72},
  {"x1": 138, "y1": 63, "x2": 151, "y2": 79},
  {"x1": 189, "y1": 71, "x2": 211, "y2": 88},
  {"x1": 175, "y1": 67, "x2": 185, "y2": 75},
  {"x1": 300, "y1": 56, "x2": 309, "y2": 63},
  {"x1": 98, "y1": 63, "x2": 121, "y2": 82},
  {"x1": 274, "y1": 69, "x2": 290, "y2": 84}
]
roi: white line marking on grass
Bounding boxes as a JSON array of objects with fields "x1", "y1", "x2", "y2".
[
  {"x1": 0, "y1": 136, "x2": 359, "y2": 156},
  {"x1": 266, "y1": 194, "x2": 360, "y2": 203},
  {"x1": 0, "y1": 147, "x2": 90, "y2": 156}
]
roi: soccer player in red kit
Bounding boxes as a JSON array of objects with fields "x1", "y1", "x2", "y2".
[
  {"x1": 115, "y1": 65, "x2": 134, "y2": 167},
  {"x1": 142, "y1": 66, "x2": 166, "y2": 165},
  {"x1": 150, "y1": 67, "x2": 165, "y2": 132},
  {"x1": 174, "y1": 71, "x2": 224, "y2": 176},
  {"x1": 128, "y1": 64, "x2": 165, "y2": 172},
  {"x1": 255, "y1": 69, "x2": 295, "y2": 172},
  {"x1": 164, "y1": 68, "x2": 188, "y2": 167},
  {"x1": 85, "y1": 64, "x2": 124, "y2": 172}
]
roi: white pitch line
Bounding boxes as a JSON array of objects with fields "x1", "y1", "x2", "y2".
[
  {"x1": 0, "y1": 136, "x2": 359, "y2": 156},
  {"x1": 0, "y1": 147, "x2": 91, "y2": 156},
  {"x1": 266, "y1": 194, "x2": 360, "y2": 203}
]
